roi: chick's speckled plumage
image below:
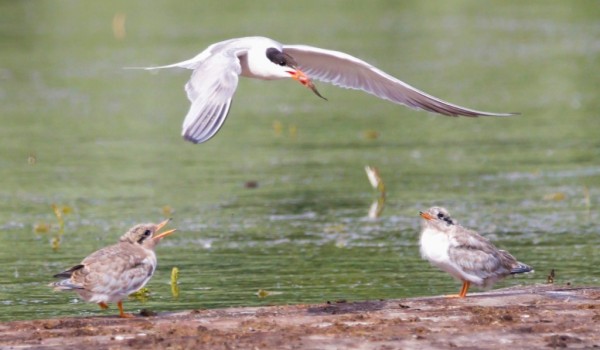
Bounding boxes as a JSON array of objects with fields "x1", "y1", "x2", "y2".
[
  {"x1": 50, "y1": 220, "x2": 175, "y2": 317},
  {"x1": 419, "y1": 207, "x2": 532, "y2": 297}
]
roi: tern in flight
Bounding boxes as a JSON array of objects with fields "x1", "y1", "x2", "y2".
[{"x1": 136, "y1": 36, "x2": 517, "y2": 144}]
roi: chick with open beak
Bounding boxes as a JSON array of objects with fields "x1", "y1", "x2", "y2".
[{"x1": 50, "y1": 219, "x2": 176, "y2": 318}]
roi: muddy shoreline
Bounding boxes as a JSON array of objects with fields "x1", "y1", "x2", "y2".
[{"x1": 1, "y1": 284, "x2": 599, "y2": 349}]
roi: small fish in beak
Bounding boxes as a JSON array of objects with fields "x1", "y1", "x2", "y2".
[{"x1": 289, "y1": 69, "x2": 327, "y2": 100}]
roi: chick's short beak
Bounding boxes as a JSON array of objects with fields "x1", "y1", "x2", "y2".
[
  {"x1": 419, "y1": 212, "x2": 435, "y2": 221},
  {"x1": 153, "y1": 218, "x2": 176, "y2": 240}
]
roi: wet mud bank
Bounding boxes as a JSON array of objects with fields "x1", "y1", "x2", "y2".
[{"x1": 1, "y1": 285, "x2": 599, "y2": 349}]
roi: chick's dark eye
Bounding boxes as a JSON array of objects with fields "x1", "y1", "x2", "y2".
[
  {"x1": 437, "y1": 213, "x2": 444, "y2": 219},
  {"x1": 143, "y1": 229, "x2": 151, "y2": 236}
]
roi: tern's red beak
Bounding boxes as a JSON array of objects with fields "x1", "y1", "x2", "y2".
[
  {"x1": 288, "y1": 69, "x2": 327, "y2": 100},
  {"x1": 419, "y1": 212, "x2": 435, "y2": 221},
  {"x1": 153, "y1": 218, "x2": 176, "y2": 241}
]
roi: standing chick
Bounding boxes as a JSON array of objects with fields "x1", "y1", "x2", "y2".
[
  {"x1": 50, "y1": 219, "x2": 176, "y2": 317},
  {"x1": 419, "y1": 207, "x2": 532, "y2": 297}
]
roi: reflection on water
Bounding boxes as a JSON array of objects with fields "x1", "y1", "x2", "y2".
[
  {"x1": 0, "y1": 1, "x2": 599, "y2": 321},
  {"x1": 365, "y1": 165, "x2": 386, "y2": 219}
]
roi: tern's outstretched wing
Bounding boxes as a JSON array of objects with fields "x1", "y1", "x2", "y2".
[
  {"x1": 139, "y1": 43, "x2": 247, "y2": 144},
  {"x1": 283, "y1": 45, "x2": 516, "y2": 117},
  {"x1": 177, "y1": 51, "x2": 243, "y2": 144}
]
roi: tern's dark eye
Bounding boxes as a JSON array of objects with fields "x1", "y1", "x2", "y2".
[
  {"x1": 437, "y1": 213, "x2": 444, "y2": 219},
  {"x1": 266, "y1": 47, "x2": 297, "y2": 68},
  {"x1": 266, "y1": 48, "x2": 284, "y2": 66},
  {"x1": 143, "y1": 229, "x2": 151, "y2": 236}
]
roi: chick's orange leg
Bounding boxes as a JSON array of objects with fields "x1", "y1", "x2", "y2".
[
  {"x1": 98, "y1": 302, "x2": 109, "y2": 310},
  {"x1": 117, "y1": 301, "x2": 135, "y2": 318},
  {"x1": 445, "y1": 281, "x2": 470, "y2": 298},
  {"x1": 459, "y1": 281, "x2": 471, "y2": 298}
]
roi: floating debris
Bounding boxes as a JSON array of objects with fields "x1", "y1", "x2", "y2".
[
  {"x1": 139, "y1": 309, "x2": 157, "y2": 317},
  {"x1": 362, "y1": 130, "x2": 380, "y2": 140},
  {"x1": 27, "y1": 153, "x2": 37, "y2": 165},
  {"x1": 61, "y1": 206, "x2": 73, "y2": 215},
  {"x1": 323, "y1": 224, "x2": 348, "y2": 247},
  {"x1": 365, "y1": 166, "x2": 385, "y2": 193},
  {"x1": 272, "y1": 120, "x2": 298, "y2": 140},
  {"x1": 34, "y1": 223, "x2": 51, "y2": 234},
  {"x1": 583, "y1": 186, "x2": 590, "y2": 209},
  {"x1": 129, "y1": 287, "x2": 150, "y2": 303},
  {"x1": 324, "y1": 224, "x2": 347, "y2": 233},
  {"x1": 368, "y1": 197, "x2": 385, "y2": 219},
  {"x1": 543, "y1": 192, "x2": 566, "y2": 201},
  {"x1": 272, "y1": 120, "x2": 283, "y2": 136},
  {"x1": 51, "y1": 236, "x2": 61, "y2": 251},
  {"x1": 53, "y1": 204, "x2": 73, "y2": 217},
  {"x1": 256, "y1": 289, "x2": 282, "y2": 298},
  {"x1": 112, "y1": 12, "x2": 126, "y2": 40},
  {"x1": 162, "y1": 205, "x2": 174, "y2": 217},
  {"x1": 171, "y1": 267, "x2": 180, "y2": 298},
  {"x1": 365, "y1": 166, "x2": 386, "y2": 219},
  {"x1": 289, "y1": 124, "x2": 298, "y2": 140},
  {"x1": 35, "y1": 204, "x2": 73, "y2": 251},
  {"x1": 244, "y1": 180, "x2": 259, "y2": 189},
  {"x1": 52, "y1": 204, "x2": 66, "y2": 251},
  {"x1": 335, "y1": 237, "x2": 348, "y2": 248},
  {"x1": 547, "y1": 269, "x2": 555, "y2": 284}
]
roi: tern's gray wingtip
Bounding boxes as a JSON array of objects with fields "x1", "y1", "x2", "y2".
[
  {"x1": 480, "y1": 111, "x2": 520, "y2": 117},
  {"x1": 182, "y1": 134, "x2": 202, "y2": 144}
]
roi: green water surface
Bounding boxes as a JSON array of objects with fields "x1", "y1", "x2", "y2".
[{"x1": 1, "y1": 1, "x2": 599, "y2": 321}]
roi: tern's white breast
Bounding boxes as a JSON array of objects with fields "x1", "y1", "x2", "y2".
[
  {"x1": 420, "y1": 227, "x2": 485, "y2": 285},
  {"x1": 420, "y1": 227, "x2": 451, "y2": 263},
  {"x1": 420, "y1": 227, "x2": 467, "y2": 282}
]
